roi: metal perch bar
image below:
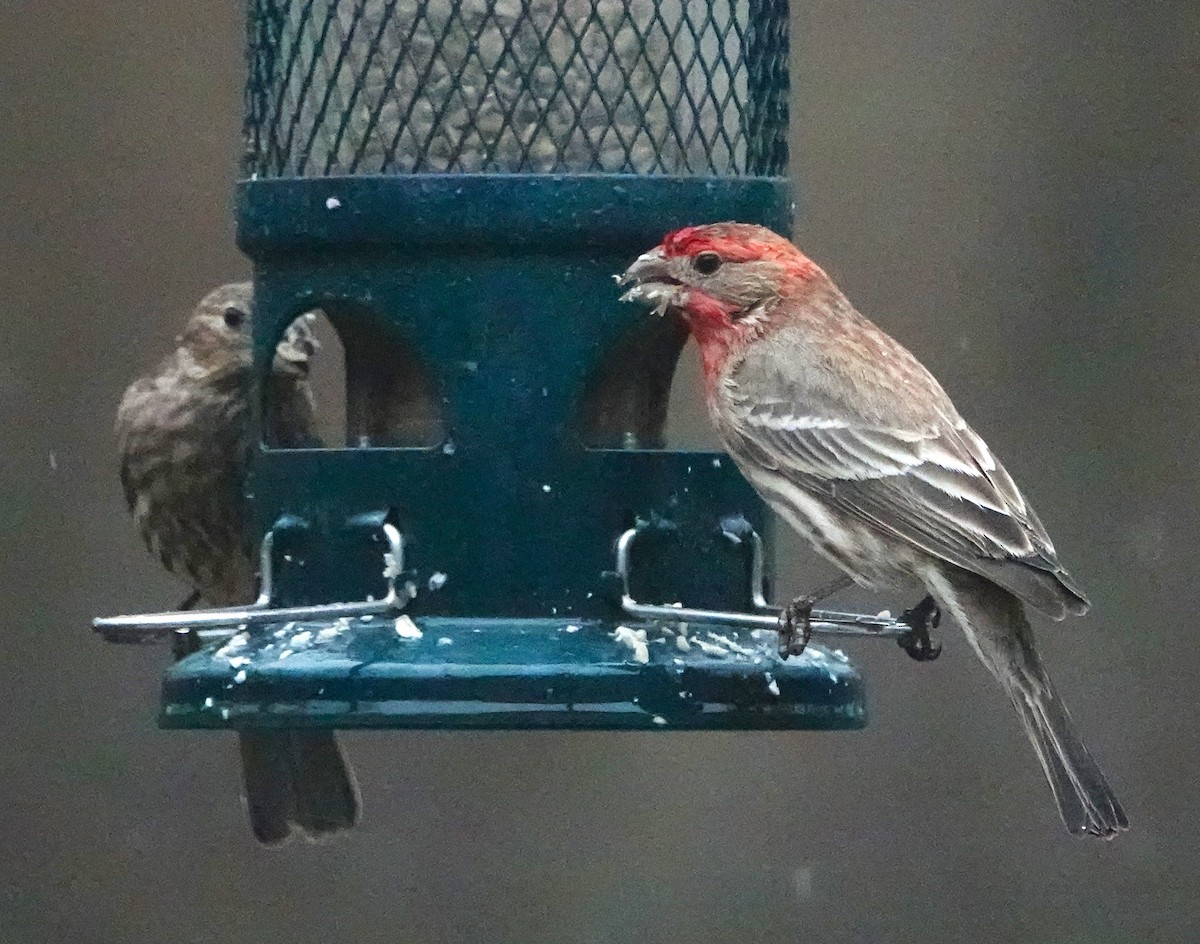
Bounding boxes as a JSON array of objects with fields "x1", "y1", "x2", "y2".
[
  {"x1": 614, "y1": 527, "x2": 914, "y2": 639},
  {"x1": 93, "y1": 524, "x2": 408, "y2": 643}
]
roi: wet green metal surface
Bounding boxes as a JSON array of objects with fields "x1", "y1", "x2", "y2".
[
  {"x1": 241, "y1": 175, "x2": 792, "y2": 620},
  {"x1": 238, "y1": 175, "x2": 792, "y2": 252},
  {"x1": 161, "y1": 619, "x2": 866, "y2": 731}
]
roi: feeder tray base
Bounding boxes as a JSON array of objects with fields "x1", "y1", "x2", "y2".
[{"x1": 161, "y1": 618, "x2": 866, "y2": 731}]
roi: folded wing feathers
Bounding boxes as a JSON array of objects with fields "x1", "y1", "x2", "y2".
[{"x1": 735, "y1": 403, "x2": 1056, "y2": 569}]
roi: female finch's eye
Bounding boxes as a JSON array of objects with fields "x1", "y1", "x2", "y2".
[
  {"x1": 223, "y1": 307, "x2": 246, "y2": 329},
  {"x1": 692, "y1": 251, "x2": 723, "y2": 275}
]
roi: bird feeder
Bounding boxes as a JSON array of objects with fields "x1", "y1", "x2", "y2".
[{"x1": 97, "y1": 0, "x2": 925, "y2": 734}]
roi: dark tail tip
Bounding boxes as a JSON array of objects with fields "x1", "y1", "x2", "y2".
[
  {"x1": 292, "y1": 732, "x2": 361, "y2": 842},
  {"x1": 1071, "y1": 788, "x2": 1129, "y2": 840},
  {"x1": 240, "y1": 732, "x2": 360, "y2": 846}
]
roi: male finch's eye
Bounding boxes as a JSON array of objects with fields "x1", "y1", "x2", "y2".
[
  {"x1": 693, "y1": 251, "x2": 723, "y2": 275},
  {"x1": 223, "y1": 307, "x2": 246, "y2": 329}
]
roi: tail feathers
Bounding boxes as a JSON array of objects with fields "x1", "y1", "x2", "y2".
[
  {"x1": 1006, "y1": 669, "x2": 1129, "y2": 837},
  {"x1": 925, "y1": 564, "x2": 1128, "y2": 839},
  {"x1": 239, "y1": 732, "x2": 360, "y2": 846}
]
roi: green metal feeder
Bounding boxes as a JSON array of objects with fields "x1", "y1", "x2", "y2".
[{"x1": 97, "y1": 0, "x2": 919, "y2": 734}]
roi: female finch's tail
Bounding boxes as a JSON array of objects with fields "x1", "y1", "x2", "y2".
[
  {"x1": 924, "y1": 564, "x2": 1129, "y2": 839},
  {"x1": 239, "y1": 732, "x2": 361, "y2": 845}
]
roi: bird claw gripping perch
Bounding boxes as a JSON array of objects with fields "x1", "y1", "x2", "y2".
[
  {"x1": 775, "y1": 575, "x2": 855, "y2": 660},
  {"x1": 777, "y1": 597, "x2": 815, "y2": 659},
  {"x1": 897, "y1": 595, "x2": 943, "y2": 662}
]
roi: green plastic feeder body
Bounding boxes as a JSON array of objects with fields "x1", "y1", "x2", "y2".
[{"x1": 157, "y1": 0, "x2": 873, "y2": 730}]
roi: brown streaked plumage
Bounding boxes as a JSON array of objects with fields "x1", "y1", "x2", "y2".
[
  {"x1": 619, "y1": 223, "x2": 1127, "y2": 839},
  {"x1": 117, "y1": 282, "x2": 360, "y2": 845}
]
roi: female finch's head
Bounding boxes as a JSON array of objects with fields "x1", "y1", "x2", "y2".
[
  {"x1": 177, "y1": 282, "x2": 317, "y2": 380},
  {"x1": 617, "y1": 222, "x2": 822, "y2": 346},
  {"x1": 177, "y1": 282, "x2": 252, "y2": 360}
]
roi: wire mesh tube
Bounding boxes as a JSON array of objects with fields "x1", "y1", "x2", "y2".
[{"x1": 245, "y1": 0, "x2": 789, "y2": 177}]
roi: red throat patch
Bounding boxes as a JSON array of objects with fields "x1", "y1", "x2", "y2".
[{"x1": 674, "y1": 292, "x2": 754, "y2": 393}]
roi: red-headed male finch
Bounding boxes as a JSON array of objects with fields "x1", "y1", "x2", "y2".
[
  {"x1": 618, "y1": 223, "x2": 1127, "y2": 839},
  {"x1": 116, "y1": 282, "x2": 360, "y2": 845}
]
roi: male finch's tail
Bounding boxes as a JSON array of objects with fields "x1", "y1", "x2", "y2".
[{"x1": 925, "y1": 565, "x2": 1128, "y2": 838}]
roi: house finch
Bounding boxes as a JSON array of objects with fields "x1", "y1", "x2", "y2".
[
  {"x1": 116, "y1": 282, "x2": 360, "y2": 845},
  {"x1": 618, "y1": 223, "x2": 1128, "y2": 839}
]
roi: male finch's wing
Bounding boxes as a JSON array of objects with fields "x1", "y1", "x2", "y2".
[{"x1": 723, "y1": 386, "x2": 1089, "y2": 619}]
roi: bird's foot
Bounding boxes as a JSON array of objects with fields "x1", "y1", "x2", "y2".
[
  {"x1": 898, "y1": 594, "x2": 942, "y2": 662},
  {"x1": 778, "y1": 595, "x2": 816, "y2": 660},
  {"x1": 776, "y1": 575, "x2": 855, "y2": 659}
]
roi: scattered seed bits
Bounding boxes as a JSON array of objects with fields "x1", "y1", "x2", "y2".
[{"x1": 611, "y1": 625, "x2": 650, "y2": 664}]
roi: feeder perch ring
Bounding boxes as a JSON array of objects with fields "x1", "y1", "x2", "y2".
[
  {"x1": 614, "y1": 526, "x2": 915, "y2": 640},
  {"x1": 93, "y1": 522, "x2": 408, "y2": 644}
]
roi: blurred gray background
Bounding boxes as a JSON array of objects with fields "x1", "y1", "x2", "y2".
[{"x1": 2, "y1": 2, "x2": 1198, "y2": 942}]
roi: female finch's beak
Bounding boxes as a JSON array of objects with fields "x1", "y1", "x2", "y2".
[
  {"x1": 616, "y1": 247, "x2": 684, "y2": 317},
  {"x1": 272, "y1": 315, "x2": 320, "y2": 378},
  {"x1": 272, "y1": 348, "x2": 311, "y2": 378}
]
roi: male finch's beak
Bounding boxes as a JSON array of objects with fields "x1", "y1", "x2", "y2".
[
  {"x1": 617, "y1": 247, "x2": 669, "y2": 287},
  {"x1": 615, "y1": 247, "x2": 682, "y2": 317}
]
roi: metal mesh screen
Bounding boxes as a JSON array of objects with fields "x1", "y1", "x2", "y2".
[{"x1": 245, "y1": 0, "x2": 789, "y2": 178}]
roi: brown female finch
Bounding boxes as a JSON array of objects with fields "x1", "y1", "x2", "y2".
[
  {"x1": 618, "y1": 223, "x2": 1128, "y2": 839},
  {"x1": 116, "y1": 282, "x2": 359, "y2": 845}
]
